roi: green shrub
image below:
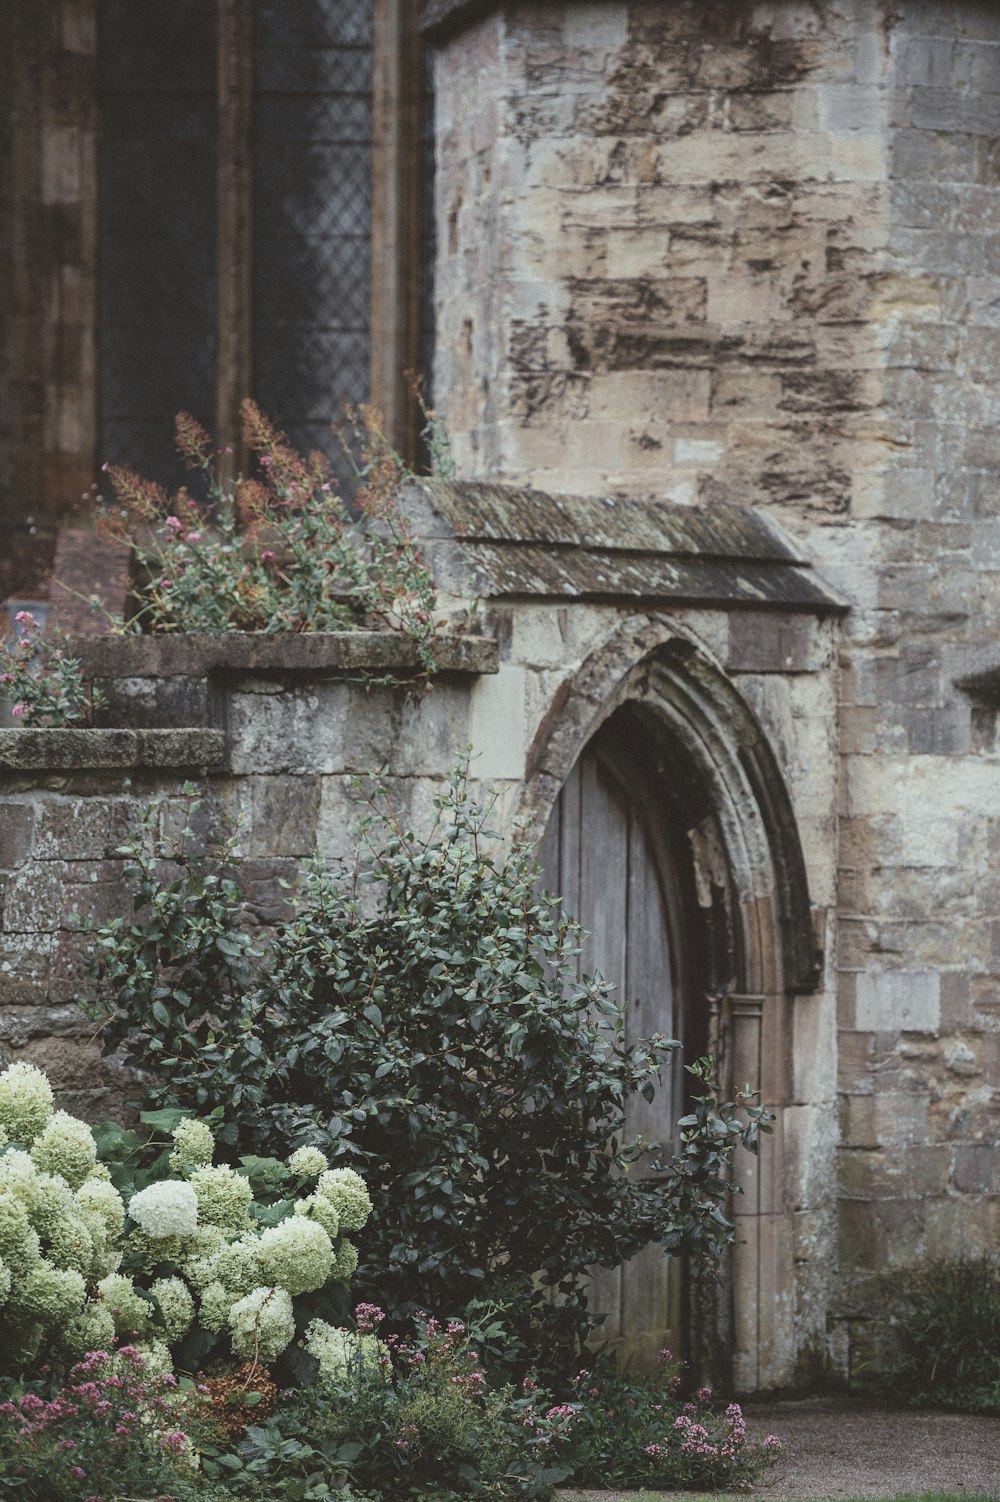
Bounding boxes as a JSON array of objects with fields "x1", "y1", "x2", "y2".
[
  {"x1": 885, "y1": 1255, "x2": 1000, "y2": 1411},
  {"x1": 87, "y1": 770, "x2": 773, "y2": 1375}
]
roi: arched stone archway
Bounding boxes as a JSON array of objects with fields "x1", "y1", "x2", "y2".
[{"x1": 518, "y1": 616, "x2": 820, "y2": 1390}]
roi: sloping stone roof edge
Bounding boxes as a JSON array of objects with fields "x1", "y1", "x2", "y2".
[{"x1": 400, "y1": 478, "x2": 848, "y2": 614}]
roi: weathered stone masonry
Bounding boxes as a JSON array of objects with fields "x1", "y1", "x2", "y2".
[{"x1": 427, "y1": 0, "x2": 1000, "y2": 1382}]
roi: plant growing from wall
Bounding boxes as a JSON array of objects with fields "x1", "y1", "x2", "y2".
[
  {"x1": 0, "y1": 610, "x2": 103, "y2": 727},
  {"x1": 86, "y1": 770, "x2": 773, "y2": 1375},
  {"x1": 98, "y1": 398, "x2": 442, "y2": 669}
]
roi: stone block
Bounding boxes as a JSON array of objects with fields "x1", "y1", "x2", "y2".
[
  {"x1": 245, "y1": 776, "x2": 321, "y2": 858},
  {"x1": 469, "y1": 665, "x2": 528, "y2": 780},
  {"x1": 951, "y1": 1143, "x2": 1000, "y2": 1194},
  {"x1": 0, "y1": 803, "x2": 34, "y2": 869},
  {"x1": 228, "y1": 686, "x2": 350, "y2": 775},
  {"x1": 855, "y1": 971, "x2": 940, "y2": 1035},
  {"x1": 726, "y1": 613, "x2": 815, "y2": 673}
]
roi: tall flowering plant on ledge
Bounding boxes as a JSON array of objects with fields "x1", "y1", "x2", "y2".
[{"x1": 98, "y1": 400, "x2": 442, "y2": 669}]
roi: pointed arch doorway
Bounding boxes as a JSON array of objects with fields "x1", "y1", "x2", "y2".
[{"x1": 537, "y1": 706, "x2": 709, "y2": 1371}]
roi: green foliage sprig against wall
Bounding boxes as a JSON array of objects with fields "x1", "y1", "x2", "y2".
[{"x1": 85, "y1": 767, "x2": 772, "y2": 1373}]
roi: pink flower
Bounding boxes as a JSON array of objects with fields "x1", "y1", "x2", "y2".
[
  {"x1": 70, "y1": 1468, "x2": 85, "y2": 1479},
  {"x1": 697, "y1": 1385, "x2": 712, "y2": 1402},
  {"x1": 186, "y1": 530, "x2": 202, "y2": 544},
  {"x1": 10, "y1": 703, "x2": 27, "y2": 718},
  {"x1": 164, "y1": 515, "x2": 182, "y2": 532},
  {"x1": 261, "y1": 549, "x2": 275, "y2": 562},
  {"x1": 764, "y1": 1433, "x2": 783, "y2": 1449},
  {"x1": 14, "y1": 610, "x2": 34, "y2": 625}
]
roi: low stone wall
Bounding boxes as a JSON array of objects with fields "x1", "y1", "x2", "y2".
[{"x1": 0, "y1": 632, "x2": 498, "y2": 1120}]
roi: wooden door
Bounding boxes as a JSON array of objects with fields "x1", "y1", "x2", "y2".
[{"x1": 538, "y1": 732, "x2": 687, "y2": 1370}]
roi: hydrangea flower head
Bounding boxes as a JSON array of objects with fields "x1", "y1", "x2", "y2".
[
  {"x1": 228, "y1": 1285, "x2": 295, "y2": 1362},
  {"x1": 316, "y1": 1167, "x2": 372, "y2": 1233},
  {"x1": 304, "y1": 1320, "x2": 387, "y2": 1387},
  {"x1": 199, "y1": 1279, "x2": 235, "y2": 1334},
  {"x1": 128, "y1": 1180, "x2": 199, "y2": 1238},
  {"x1": 76, "y1": 1176, "x2": 126, "y2": 1240},
  {"x1": 44, "y1": 1212, "x2": 95, "y2": 1278},
  {"x1": 330, "y1": 1238, "x2": 359, "y2": 1283},
  {"x1": 0, "y1": 1061, "x2": 54, "y2": 1145},
  {"x1": 257, "y1": 1216, "x2": 333, "y2": 1296},
  {"x1": 29, "y1": 1108, "x2": 98, "y2": 1189},
  {"x1": 59, "y1": 1298, "x2": 117, "y2": 1360},
  {"x1": 97, "y1": 1271, "x2": 154, "y2": 1338},
  {"x1": 169, "y1": 1117, "x2": 215, "y2": 1174},
  {"x1": 149, "y1": 1275, "x2": 196, "y2": 1342},
  {"x1": 287, "y1": 1145, "x2": 328, "y2": 1178},
  {"x1": 189, "y1": 1164, "x2": 253, "y2": 1232},
  {"x1": 12, "y1": 1259, "x2": 86, "y2": 1324},
  {"x1": 293, "y1": 1191, "x2": 339, "y2": 1241}
]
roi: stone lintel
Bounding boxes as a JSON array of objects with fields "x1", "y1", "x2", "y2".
[
  {"x1": 0, "y1": 729, "x2": 224, "y2": 772},
  {"x1": 69, "y1": 631, "x2": 499, "y2": 679}
]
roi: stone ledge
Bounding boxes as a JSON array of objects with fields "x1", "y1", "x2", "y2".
[
  {"x1": 0, "y1": 729, "x2": 225, "y2": 771},
  {"x1": 70, "y1": 632, "x2": 499, "y2": 679}
]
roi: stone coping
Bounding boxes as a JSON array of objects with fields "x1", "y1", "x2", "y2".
[
  {"x1": 401, "y1": 480, "x2": 848, "y2": 613},
  {"x1": 0, "y1": 728, "x2": 224, "y2": 770},
  {"x1": 69, "y1": 631, "x2": 499, "y2": 679}
]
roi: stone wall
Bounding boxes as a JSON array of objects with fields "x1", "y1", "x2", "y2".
[{"x1": 429, "y1": 0, "x2": 1000, "y2": 1381}]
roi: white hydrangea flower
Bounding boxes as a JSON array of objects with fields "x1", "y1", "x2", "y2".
[
  {"x1": 304, "y1": 1320, "x2": 386, "y2": 1387},
  {"x1": 293, "y1": 1192, "x2": 339, "y2": 1241},
  {"x1": 59, "y1": 1299, "x2": 117, "y2": 1360},
  {"x1": 316, "y1": 1168, "x2": 372, "y2": 1233},
  {"x1": 0, "y1": 1062, "x2": 54, "y2": 1146},
  {"x1": 12, "y1": 1260, "x2": 86, "y2": 1324},
  {"x1": 30, "y1": 1109, "x2": 97, "y2": 1190},
  {"x1": 228, "y1": 1285, "x2": 295, "y2": 1362},
  {"x1": 330, "y1": 1237, "x2": 359, "y2": 1283},
  {"x1": 45, "y1": 1213, "x2": 95, "y2": 1277},
  {"x1": 0, "y1": 1256, "x2": 11, "y2": 1307},
  {"x1": 149, "y1": 1275, "x2": 195, "y2": 1342},
  {"x1": 128, "y1": 1180, "x2": 198, "y2": 1238},
  {"x1": 287, "y1": 1145, "x2": 328, "y2": 1178},
  {"x1": 0, "y1": 1150, "x2": 50, "y2": 1221},
  {"x1": 98, "y1": 1271, "x2": 154, "y2": 1338},
  {"x1": 199, "y1": 1280, "x2": 235, "y2": 1334},
  {"x1": 257, "y1": 1217, "x2": 333, "y2": 1296},
  {"x1": 76, "y1": 1177, "x2": 126, "y2": 1240},
  {"x1": 169, "y1": 1118, "x2": 215, "y2": 1174},
  {"x1": 188, "y1": 1165, "x2": 253, "y2": 1233},
  {"x1": 204, "y1": 1234, "x2": 261, "y2": 1296}
]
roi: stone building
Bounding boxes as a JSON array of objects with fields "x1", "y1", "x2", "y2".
[{"x1": 1, "y1": 0, "x2": 999, "y2": 1392}]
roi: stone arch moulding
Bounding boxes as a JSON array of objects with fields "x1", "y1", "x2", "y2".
[{"x1": 517, "y1": 613, "x2": 821, "y2": 1390}]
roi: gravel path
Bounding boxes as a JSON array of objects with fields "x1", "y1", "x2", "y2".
[{"x1": 558, "y1": 1396, "x2": 1000, "y2": 1500}]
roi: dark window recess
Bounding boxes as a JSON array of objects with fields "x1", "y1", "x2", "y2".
[
  {"x1": 97, "y1": 0, "x2": 218, "y2": 489},
  {"x1": 252, "y1": 0, "x2": 374, "y2": 468}
]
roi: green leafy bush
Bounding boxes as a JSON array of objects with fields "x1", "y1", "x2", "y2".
[
  {"x1": 884, "y1": 1255, "x2": 1000, "y2": 1411},
  {"x1": 87, "y1": 770, "x2": 772, "y2": 1374}
]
